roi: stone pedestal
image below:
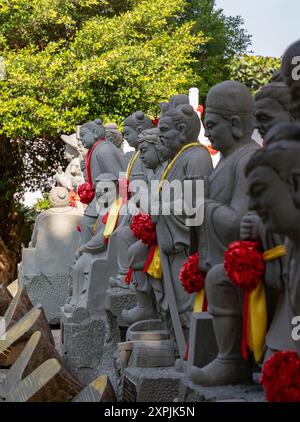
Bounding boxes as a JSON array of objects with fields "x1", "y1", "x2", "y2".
[
  {"x1": 61, "y1": 309, "x2": 106, "y2": 386},
  {"x1": 105, "y1": 288, "x2": 137, "y2": 328},
  {"x1": 23, "y1": 273, "x2": 69, "y2": 325},
  {"x1": 123, "y1": 367, "x2": 184, "y2": 402},
  {"x1": 177, "y1": 375, "x2": 265, "y2": 402}
]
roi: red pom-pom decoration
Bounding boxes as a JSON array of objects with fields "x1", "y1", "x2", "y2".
[
  {"x1": 130, "y1": 213, "x2": 157, "y2": 246},
  {"x1": 261, "y1": 351, "x2": 300, "y2": 402},
  {"x1": 224, "y1": 241, "x2": 265, "y2": 291},
  {"x1": 179, "y1": 253, "x2": 206, "y2": 294},
  {"x1": 78, "y1": 182, "x2": 95, "y2": 205}
]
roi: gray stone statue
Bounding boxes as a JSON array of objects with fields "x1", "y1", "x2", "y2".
[
  {"x1": 64, "y1": 173, "x2": 120, "y2": 316},
  {"x1": 198, "y1": 81, "x2": 260, "y2": 273},
  {"x1": 122, "y1": 128, "x2": 167, "y2": 325},
  {"x1": 79, "y1": 119, "x2": 125, "y2": 245},
  {"x1": 105, "y1": 123, "x2": 123, "y2": 149},
  {"x1": 109, "y1": 112, "x2": 153, "y2": 289},
  {"x1": 247, "y1": 123, "x2": 300, "y2": 358},
  {"x1": 155, "y1": 103, "x2": 213, "y2": 355}
]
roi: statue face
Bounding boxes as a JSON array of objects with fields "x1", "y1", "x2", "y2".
[
  {"x1": 70, "y1": 162, "x2": 81, "y2": 177},
  {"x1": 204, "y1": 112, "x2": 236, "y2": 154},
  {"x1": 247, "y1": 165, "x2": 298, "y2": 235},
  {"x1": 139, "y1": 143, "x2": 160, "y2": 169},
  {"x1": 124, "y1": 126, "x2": 138, "y2": 149},
  {"x1": 158, "y1": 116, "x2": 184, "y2": 159},
  {"x1": 254, "y1": 98, "x2": 291, "y2": 139},
  {"x1": 64, "y1": 144, "x2": 78, "y2": 162},
  {"x1": 80, "y1": 126, "x2": 95, "y2": 149}
]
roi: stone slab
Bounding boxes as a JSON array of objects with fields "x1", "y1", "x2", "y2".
[
  {"x1": 105, "y1": 288, "x2": 137, "y2": 327},
  {"x1": 123, "y1": 367, "x2": 184, "y2": 402},
  {"x1": 177, "y1": 375, "x2": 265, "y2": 402},
  {"x1": 23, "y1": 273, "x2": 69, "y2": 325}
]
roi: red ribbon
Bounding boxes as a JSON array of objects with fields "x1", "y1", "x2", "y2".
[
  {"x1": 125, "y1": 267, "x2": 134, "y2": 285},
  {"x1": 142, "y1": 244, "x2": 157, "y2": 273}
]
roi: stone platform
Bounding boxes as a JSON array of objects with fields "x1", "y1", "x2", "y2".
[{"x1": 105, "y1": 287, "x2": 137, "y2": 327}]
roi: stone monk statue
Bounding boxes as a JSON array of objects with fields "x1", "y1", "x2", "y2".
[
  {"x1": 197, "y1": 81, "x2": 260, "y2": 273},
  {"x1": 79, "y1": 119, "x2": 125, "y2": 245}
]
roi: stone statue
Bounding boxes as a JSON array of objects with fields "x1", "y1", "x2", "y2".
[
  {"x1": 197, "y1": 81, "x2": 260, "y2": 272},
  {"x1": 54, "y1": 133, "x2": 85, "y2": 193},
  {"x1": 122, "y1": 128, "x2": 168, "y2": 325},
  {"x1": 79, "y1": 119, "x2": 125, "y2": 245},
  {"x1": 64, "y1": 173, "x2": 120, "y2": 315},
  {"x1": 247, "y1": 123, "x2": 300, "y2": 358},
  {"x1": 21, "y1": 187, "x2": 82, "y2": 323},
  {"x1": 254, "y1": 79, "x2": 292, "y2": 143},
  {"x1": 109, "y1": 111, "x2": 154, "y2": 288},
  {"x1": 281, "y1": 39, "x2": 300, "y2": 121},
  {"x1": 155, "y1": 103, "x2": 213, "y2": 355}
]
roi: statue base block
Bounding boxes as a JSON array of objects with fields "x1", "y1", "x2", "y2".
[
  {"x1": 123, "y1": 367, "x2": 184, "y2": 402},
  {"x1": 177, "y1": 376, "x2": 265, "y2": 402},
  {"x1": 23, "y1": 273, "x2": 69, "y2": 325},
  {"x1": 61, "y1": 309, "x2": 105, "y2": 386},
  {"x1": 105, "y1": 288, "x2": 137, "y2": 328}
]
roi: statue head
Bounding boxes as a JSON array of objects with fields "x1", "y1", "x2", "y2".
[
  {"x1": 137, "y1": 128, "x2": 163, "y2": 170},
  {"x1": 254, "y1": 80, "x2": 292, "y2": 140},
  {"x1": 95, "y1": 173, "x2": 118, "y2": 216},
  {"x1": 204, "y1": 81, "x2": 254, "y2": 156},
  {"x1": 123, "y1": 111, "x2": 153, "y2": 149},
  {"x1": 49, "y1": 187, "x2": 70, "y2": 208},
  {"x1": 79, "y1": 118, "x2": 106, "y2": 150},
  {"x1": 105, "y1": 123, "x2": 123, "y2": 149},
  {"x1": 160, "y1": 94, "x2": 189, "y2": 116},
  {"x1": 68, "y1": 157, "x2": 81, "y2": 177},
  {"x1": 281, "y1": 39, "x2": 300, "y2": 121},
  {"x1": 245, "y1": 123, "x2": 300, "y2": 238},
  {"x1": 158, "y1": 104, "x2": 200, "y2": 160},
  {"x1": 61, "y1": 133, "x2": 79, "y2": 162}
]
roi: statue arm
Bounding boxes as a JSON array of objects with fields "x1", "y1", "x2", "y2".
[{"x1": 80, "y1": 226, "x2": 107, "y2": 254}]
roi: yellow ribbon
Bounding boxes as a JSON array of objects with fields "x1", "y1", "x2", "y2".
[
  {"x1": 126, "y1": 150, "x2": 140, "y2": 180},
  {"x1": 193, "y1": 288, "x2": 206, "y2": 313},
  {"x1": 103, "y1": 198, "x2": 123, "y2": 240},
  {"x1": 146, "y1": 245, "x2": 163, "y2": 280},
  {"x1": 263, "y1": 244, "x2": 286, "y2": 262},
  {"x1": 158, "y1": 142, "x2": 207, "y2": 192},
  {"x1": 247, "y1": 282, "x2": 268, "y2": 362}
]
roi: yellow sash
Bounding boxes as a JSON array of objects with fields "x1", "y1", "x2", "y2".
[
  {"x1": 126, "y1": 150, "x2": 140, "y2": 180},
  {"x1": 194, "y1": 288, "x2": 206, "y2": 313},
  {"x1": 103, "y1": 198, "x2": 123, "y2": 240},
  {"x1": 146, "y1": 245, "x2": 163, "y2": 280},
  {"x1": 158, "y1": 142, "x2": 207, "y2": 192}
]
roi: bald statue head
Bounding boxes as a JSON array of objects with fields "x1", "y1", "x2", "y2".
[
  {"x1": 123, "y1": 111, "x2": 153, "y2": 149},
  {"x1": 281, "y1": 39, "x2": 300, "y2": 121},
  {"x1": 245, "y1": 123, "x2": 300, "y2": 238},
  {"x1": 160, "y1": 94, "x2": 189, "y2": 116},
  {"x1": 204, "y1": 81, "x2": 254, "y2": 156},
  {"x1": 158, "y1": 104, "x2": 200, "y2": 160},
  {"x1": 254, "y1": 80, "x2": 292, "y2": 140}
]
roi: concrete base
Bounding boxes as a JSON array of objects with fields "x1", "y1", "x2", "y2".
[
  {"x1": 23, "y1": 273, "x2": 69, "y2": 325},
  {"x1": 105, "y1": 288, "x2": 137, "y2": 327},
  {"x1": 177, "y1": 375, "x2": 265, "y2": 402},
  {"x1": 61, "y1": 309, "x2": 105, "y2": 386},
  {"x1": 123, "y1": 367, "x2": 184, "y2": 402}
]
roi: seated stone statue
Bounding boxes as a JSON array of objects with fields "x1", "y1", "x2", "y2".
[
  {"x1": 197, "y1": 81, "x2": 260, "y2": 272},
  {"x1": 79, "y1": 119, "x2": 125, "y2": 245},
  {"x1": 22, "y1": 187, "x2": 82, "y2": 323},
  {"x1": 155, "y1": 103, "x2": 213, "y2": 349},
  {"x1": 122, "y1": 128, "x2": 167, "y2": 325},
  {"x1": 109, "y1": 111, "x2": 154, "y2": 289},
  {"x1": 64, "y1": 173, "x2": 122, "y2": 316}
]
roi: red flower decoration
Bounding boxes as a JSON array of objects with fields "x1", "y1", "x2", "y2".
[
  {"x1": 197, "y1": 104, "x2": 204, "y2": 114},
  {"x1": 130, "y1": 213, "x2": 157, "y2": 246},
  {"x1": 261, "y1": 351, "x2": 300, "y2": 402},
  {"x1": 69, "y1": 191, "x2": 79, "y2": 207},
  {"x1": 78, "y1": 182, "x2": 95, "y2": 205},
  {"x1": 179, "y1": 253, "x2": 206, "y2": 294},
  {"x1": 152, "y1": 118, "x2": 159, "y2": 127},
  {"x1": 224, "y1": 241, "x2": 265, "y2": 291}
]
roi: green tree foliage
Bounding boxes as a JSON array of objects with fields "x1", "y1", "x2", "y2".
[{"x1": 229, "y1": 54, "x2": 281, "y2": 94}]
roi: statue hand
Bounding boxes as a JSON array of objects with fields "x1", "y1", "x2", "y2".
[{"x1": 240, "y1": 212, "x2": 260, "y2": 241}]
